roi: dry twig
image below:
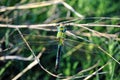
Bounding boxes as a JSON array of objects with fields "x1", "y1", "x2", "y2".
[
  {"x1": 0, "y1": 1, "x2": 61, "y2": 12},
  {"x1": 0, "y1": 0, "x2": 84, "y2": 18},
  {"x1": 83, "y1": 62, "x2": 109, "y2": 80},
  {"x1": 0, "y1": 23, "x2": 119, "y2": 40},
  {"x1": 0, "y1": 55, "x2": 33, "y2": 61},
  {"x1": 12, "y1": 48, "x2": 45, "y2": 80}
]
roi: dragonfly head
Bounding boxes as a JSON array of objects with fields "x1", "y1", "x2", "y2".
[{"x1": 58, "y1": 24, "x2": 66, "y2": 32}]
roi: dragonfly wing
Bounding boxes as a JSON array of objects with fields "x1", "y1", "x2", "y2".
[{"x1": 11, "y1": 34, "x2": 58, "y2": 53}]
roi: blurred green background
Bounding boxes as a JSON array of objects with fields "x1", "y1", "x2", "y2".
[{"x1": 0, "y1": 0, "x2": 120, "y2": 80}]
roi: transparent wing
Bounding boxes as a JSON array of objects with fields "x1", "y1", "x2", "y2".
[
  {"x1": 11, "y1": 33, "x2": 96, "y2": 57},
  {"x1": 11, "y1": 34, "x2": 58, "y2": 54}
]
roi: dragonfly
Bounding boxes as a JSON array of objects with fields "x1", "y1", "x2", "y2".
[
  {"x1": 11, "y1": 18, "x2": 100, "y2": 72},
  {"x1": 11, "y1": 27, "x2": 91, "y2": 71},
  {"x1": 11, "y1": 23, "x2": 95, "y2": 73},
  {"x1": 55, "y1": 23, "x2": 66, "y2": 71}
]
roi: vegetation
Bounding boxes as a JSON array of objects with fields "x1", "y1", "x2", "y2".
[{"x1": 0, "y1": 0, "x2": 120, "y2": 80}]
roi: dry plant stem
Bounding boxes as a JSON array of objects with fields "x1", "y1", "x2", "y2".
[
  {"x1": 78, "y1": 61, "x2": 99, "y2": 74},
  {"x1": 0, "y1": 1, "x2": 61, "y2": 12},
  {"x1": 83, "y1": 62, "x2": 109, "y2": 80},
  {"x1": 78, "y1": 72, "x2": 107, "y2": 79},
  {"x1": 0, "y1": 0, "x2": 84, "y2": 17},
  {"x1": 80, "y1": 23, "x2": 120, "y2": 27},
  {"x1": 0, "y1": 0, "x2": 84, "y2": 18},
  {"x1": 69, "y1": 23, "x2": 120, "y2": 28},
  {"x1": 15, "y1": 27, "x2": 61, "y2": 78},
  {"x1": 64, "y1": 72, "x2": 107, "y2": 80},
  {"x1": 12, "y1": 48, "x2": 45, "y2": 80},
  {"x1": 71, "y1": 23, "x2": 118, "y2": 39},
  {"x1": 98, "y1": 46, "x2": 120, "y2": 65},
  {"x1": 64, "y1": 61, "x2": 99, "y2": 80},
  {"x1": 1, "y1": 23, "x2": 120, "y2": 28},
  {"x1": 66, "y1": 31, "x2": 92, "y2": 43},
  {"x1": 0, "y1": 23, "x2": 119, "y2": 40},
  {"x1": 0, "y1": 55, "x2": 33, "y2": 61},
  {"x1": 61, "y1": 1, "x2": 84, "y2": 18},
  {"x1": 81, "y1": 33, "x2": 117, "y2": 38}
]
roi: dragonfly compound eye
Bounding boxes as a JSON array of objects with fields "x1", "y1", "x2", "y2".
[{"x1": 60, "y1": 26, "x2": 66, "y2": 32}]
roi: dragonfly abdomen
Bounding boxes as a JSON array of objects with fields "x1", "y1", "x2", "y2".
[{"x1": 55, "y1": 45, "x2": 62, "y2": 72}]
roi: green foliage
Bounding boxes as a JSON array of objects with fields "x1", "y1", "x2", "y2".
[{"x1": 0, "y1": 0, "x2": 120, "y2": 80}]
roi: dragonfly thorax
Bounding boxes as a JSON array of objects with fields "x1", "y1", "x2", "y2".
[
  {"x1": 57, "y1": 25, "x2": 66, "y2": 39},
  {"x1": 57, "y1": 26, "x2": 66, "y2": 32}
]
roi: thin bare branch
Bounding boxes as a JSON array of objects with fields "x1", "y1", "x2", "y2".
[
  {"x1": 70, "y1": 23, "x2": 120, "y2": 40},
  {"x1": 0, "y1": 0, "x2": 84, "y2": 18},
  {"x1": 64, "y1": 61, "x2": 99, "y2": 80},
  {"x1": 81, "y1": 32, "x2": 118, "y2": 38},
  {"x1": 0, "y1": 0, "x2": 61, "y2": 12},
  {"x1": 65, "y1": 72, "x2": 107, "y2": 80},
  {"x1": 98, "y1": 46, "x2": 120, "y2": 65},
  {"x1": 0, "y1": 23, "x2": 120, "y2": 29},
  {"x1": 12, "y1": 48, "x2": 45, "y2": 80},
  {"x1": 0, "y1": 23, "x2": 119, "y2": 40},
  {"x1": 66, "y1": 31, "x2": 92, "y2": 43},
  {"x1": 83, "y1": 62, "x2": 109, "y2": 80},
  {"x1": 78, "y1": 23, "x2": 120, "y2": 28},
  {"x1": 61, "y1": 1, "x2": 84, "y2": 18},
  {"x1": 0, "y1": 55, "x2": 33, "y2": 61}
]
